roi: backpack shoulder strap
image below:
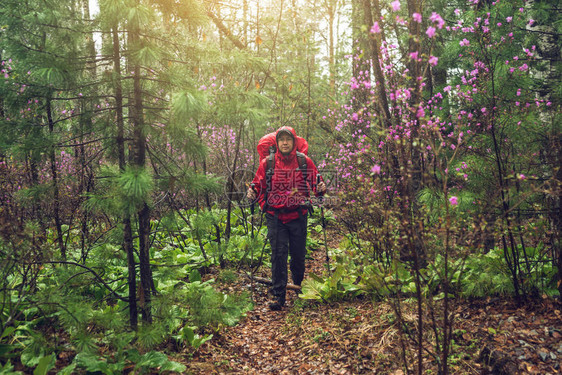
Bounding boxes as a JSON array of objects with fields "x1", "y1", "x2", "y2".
[
  {"x1": 296, "y1": 152, "x2": 309, "y2": 190},
  {"x1": 266, "y1": 147, "x2": 276, "y2": 177},
  {"x1": 296, "y1": 151, "x2": 307, "y2": 170},
  {"x1": 263, "y1": 148, "x2": 276, "y2": 212}
]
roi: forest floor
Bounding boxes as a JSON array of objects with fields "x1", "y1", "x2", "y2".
[{"x1": 176, "y1": 245, "x2": 562, "y2": 374}]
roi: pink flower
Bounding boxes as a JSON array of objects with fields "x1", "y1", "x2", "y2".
[
  {"x1": 517, "y1": 174, "x2": 526, "y2": 180},
  {"x1": 370, "y1": 164, "x2": 381, "y2": 174},
  {"x1": 413, "y1": 13, "x2": 422, "y2": 23},
  {"x1": 529, "y1": 19, "x2": 535, "y2": 26},
  {"x1": 430, "y1": 12, "x2": 445, "y2": 29},
  {"x1": 426, "y1": 26, "x2": 436, "y2": 38},
  {"x1": 371, "y1": 22, "x2": 381, "y2": 33},
  {"x1": 506, "y1": 16, "x2": 512, "y2": 23},
  {"x1": 391, "y1": 0, "x2": 400, "y2": 11},
  {"x1": 428, "y1": 56, "x2": 438, "y2": 66},
  {"x1": 460, "y1": 38, "x2": 470, "y2": 46},
  {"x1": 409, "y1": 51, "x2": 419, "y2": 60},
  {"x1": 449, "y1": 196, "x2": 458, "y2": 205}
]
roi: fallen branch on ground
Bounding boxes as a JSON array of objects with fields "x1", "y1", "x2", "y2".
[{"x1": 242, "y1": 274, "x2": 302, "y2": 291}]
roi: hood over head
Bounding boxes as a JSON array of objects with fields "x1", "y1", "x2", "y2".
[
  {"x1": 275, "y1": 126, "x2": 298, "y2": 158},
  {"x1": 275, "y1": 126, "x2": 296, "y2": 142}
]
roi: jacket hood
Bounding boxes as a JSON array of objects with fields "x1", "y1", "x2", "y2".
[{"x1": 275, "y1": 126, "x2": 298, "y2": 159}]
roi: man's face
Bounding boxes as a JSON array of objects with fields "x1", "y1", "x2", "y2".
[{"x1": 277, "y1": 133, "x2": 294, "y2": 155}]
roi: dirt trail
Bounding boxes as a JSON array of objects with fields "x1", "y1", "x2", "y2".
[{"x1": 179, "y1": 249, "x2": 562, "y2": 375}]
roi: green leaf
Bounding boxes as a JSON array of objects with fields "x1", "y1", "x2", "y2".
[
  {"x1": 0, "y1": 344, "x2": 16, "y2": 357},
  {"x1": 56, "y1": 363, "x2": 77, "y2": 375},
  {"x1": 0, "y1": 360, "x2": 22, "y2": 375},
  {"x1": 182, "y1": 326, "x2": 195, "y2": 343},
  {"x1": 33, "y1": 354, "x2": 55, "y2": 375},
  {"x1": 300, "y1": 278, "x2": 325, "y2": 301},
  {"x1": 1, "y1": 326, "x2": 16, "y2": 339},
  {"x1": 189, "y1": 269, "x2": 202, "y2": 283},
  {"x1": 74, "y1": 352, "x2": 114, "y2": 373},
  {"x1": 135, "y1": 351, "x2": 186, "y2": 372}
]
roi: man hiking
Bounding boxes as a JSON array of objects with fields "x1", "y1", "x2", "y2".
[{"x1": 247, "y1": 126, "x2": 326, "y2": 310}]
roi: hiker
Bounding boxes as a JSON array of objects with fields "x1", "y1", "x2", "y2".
[{"x1": 247, "y1": 126, "x2": 326, "y2": 310}]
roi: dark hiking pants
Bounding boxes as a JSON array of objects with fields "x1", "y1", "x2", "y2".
[{"x1": 266, "y1": 212, "x2": 308, "y2": 303}]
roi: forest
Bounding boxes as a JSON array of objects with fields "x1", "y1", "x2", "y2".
[{"x1": 0, "y1": 0, "x2": 560, "y2": 374}]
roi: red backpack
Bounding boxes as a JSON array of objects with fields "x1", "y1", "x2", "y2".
[{"x1": 256, "y1": 132, "x2": 308, "y2": 160}]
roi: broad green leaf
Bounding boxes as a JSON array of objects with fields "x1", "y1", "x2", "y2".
[{"x1": 33, "y1": 354, "x2": 55, "y2": 375}]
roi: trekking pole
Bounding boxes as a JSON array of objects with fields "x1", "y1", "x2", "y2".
[
  {"x1": 250, "y1": 183, "x2": 256, "y2": 299},
  {"x1": 317, "y1": 174, "x2": 331, "y2": 275},
  {"x1": 250, "y1": 183, "x2": 255, "y2": 240}
]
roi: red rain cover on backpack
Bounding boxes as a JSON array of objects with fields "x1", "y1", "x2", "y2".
[{"x1": 256, "y1": 132, "x2": 308, "y2": 161}]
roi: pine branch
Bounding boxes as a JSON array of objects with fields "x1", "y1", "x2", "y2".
[{"x1": 27, "y1": 261, "x2": 129, "y2": 302}]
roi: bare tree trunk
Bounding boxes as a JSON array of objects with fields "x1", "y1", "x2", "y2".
[{"x1": 46, "y1": 97, "x2": 66, "y2": 260}]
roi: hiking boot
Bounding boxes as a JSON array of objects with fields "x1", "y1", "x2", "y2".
[{"x1": 268, "y1": 299, "x2": 285, "y2": 311}]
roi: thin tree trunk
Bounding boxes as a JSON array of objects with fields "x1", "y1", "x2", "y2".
[
  {"x1": 351, "y1": 0, "x2": 370, "y2": 108},
  {"x1": 46, "y1": 98, "x2": 66, "y2": 260},
  {"x1": 113, "y1": 24, "x2": 138, "y2": 329},
  {"x1": 328, "y1": 1, "x2": 336, "y2": 105},
  {"x1": 129, "y1": 21, "x2": 153, "y2": 322},
  {"x1": 79, "y1": 0, "x2": 97, "y2": 262},
  {"x1": 362, "y1": 0, "x2": 391, "y2": 125},
  {"x1": 225, "y1": 121, "x2": 245, "y2": 243}
]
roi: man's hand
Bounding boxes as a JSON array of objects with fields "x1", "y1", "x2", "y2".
[
  {"x1": 247, "y1": 187, "x2": 257, "y2": 201},
  {"x1": 317, "y1": 181, "x2": 327, "y2": 194}
]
